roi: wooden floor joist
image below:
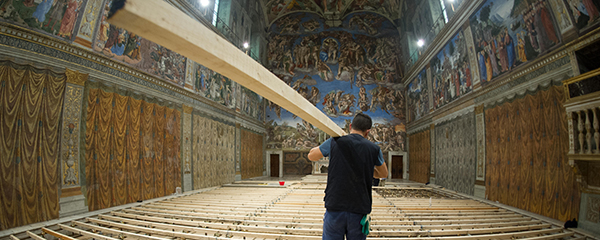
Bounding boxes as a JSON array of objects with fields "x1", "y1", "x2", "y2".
[{"x1": 3, "y1": 176, "x2": 595, "y2": 240}]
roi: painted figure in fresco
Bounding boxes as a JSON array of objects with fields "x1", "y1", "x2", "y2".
[
  {"x1": 478, "y1": 50, "x2": 487, "y2": 82},
  {"x1": 302, "y1": 19, "x2": 320, "y2": 32},
  {"x1": 356, "y1": 63, "x2": 374, "y2": 87},
  {"x1": 496, "y1": 35, "x2": 507, "y2": 73},
  {"x1": 33, "y1": 0, "x2": 54, "y2": 26},
  {"x1": 538, "y1": 1, "x2": 559, "y2": 45},
  {"x1": 483, "y1": 38, "x2": 499, "y2": 77},
  {"x1": 503, "y1": 28, "x2": 515, "y2": 71},
  {"x1": 309, "y1": 86, "x2": 320, "y2": 106},
  {"x1": 321, "y1": 0, "x2": 343, "y2": 12},
  {"x1": 358, "y1": 86, "x2": 370, "y2": 112},
  {"x1": 517, "y1": 33, "x2": 528, "y2": 63},
  {"x1": 43, "y1": 0, "x2": 66, "y2": 31},
  {"x1": 317, "y1": 60, "x2": 333, "y2": 82},
  {"x1": 322, "y1": 91, "x2": 338, "y2": 116},
  {"x1": 59, "y1": 0, "x2": 81, "y2": 38},
  {"x1": 322, "y1": 38, "x2": 338, "y2": 62},
  {"x1": 570, "y1": 0, "x2": 600, "y2": 26},
  {"x1": 337, "y1": 93, "x2": 356, "y2": 116}
]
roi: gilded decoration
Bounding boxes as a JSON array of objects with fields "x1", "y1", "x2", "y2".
[
  {"x1": 61, "y1": 71, "x2": 86, "y2": 188},
  {"x1": 183, "y1": 111, "x2": 192, "y2": 174},
  {"x1": 475, "y1": 105, "x2": 486, "y2": 181},
  {"x1": 78, "y1": 0, "x2": 103, "y2": 40},
  {"x1": 65, "y1": 68, "x2": 88, "y2": 86}
]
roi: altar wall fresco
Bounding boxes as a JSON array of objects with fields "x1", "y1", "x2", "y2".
[{"x1": 265, "y1": 12, "x2": 406, "y2": 153}]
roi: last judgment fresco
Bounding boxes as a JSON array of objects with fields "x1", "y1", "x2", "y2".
[{"x1": 266, "y1": 12, "x2": 406, "y2": 152}]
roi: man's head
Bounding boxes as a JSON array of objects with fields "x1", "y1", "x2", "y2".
[{"x1": 350, "y1": 113, "x2": 372, "y2": 136}]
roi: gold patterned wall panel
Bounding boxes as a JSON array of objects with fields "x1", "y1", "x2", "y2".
[
  {"x1": 60, "y1": 70, "x2": 87, "y2": 190},
  {"x1": 241, "y1": 129, "x2": 264, "y2": 179},
  {"x1": 409, "y1": 130, "x2": 430, "y2": 184},
  {"x1": 485, "y1": 86, "x2": 580, "y2": 222},
  {"x1": 84, "y1": 89, "x2": 181, "y2": 211},
  {"x1": 0, "y1": 61, "x2": 66, "y2": 230},
  {"x1": 192, "y1": 115, "x2": 236, "y2": 189}
]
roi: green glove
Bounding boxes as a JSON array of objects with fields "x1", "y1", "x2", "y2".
[{"x1": 360, "y1": 214, "x2": 370, "y2": 235}]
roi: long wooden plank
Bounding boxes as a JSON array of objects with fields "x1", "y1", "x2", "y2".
[
  {"x1": 107, "y1": 0, "x2": 345, "y2": 137},
  {"x1": 26, "y1": 231, "x2": 45, "y2": 240},
  {"x1": 57, "y1": 224, "x2": 119, "y2": 240},
  {"x1": 72, "y1": 221, "x2": 167, "y2": 240},
  {"x1": 41, "y1": 227, "x2": 77, "y2": 240}
]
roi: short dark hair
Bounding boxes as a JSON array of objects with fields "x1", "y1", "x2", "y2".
[{"x1": 351, "y1": 113, "x2": 372, "y2": 132}]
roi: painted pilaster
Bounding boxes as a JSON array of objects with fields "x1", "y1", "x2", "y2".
[
  {"x1": 59, "y1": 69, "x2": 88, "y2": 217},
  {"x1": 475, "y1": 104, "x2": 486, "y2": 198},
  {"x1": 463, "y1": 23, "x2": 481, "y2": 89},
  {"x1": 427, "y1": 66, "x2": 433, "y2": 111},
  {"x1": 182, "y1": 105, "x2": 193, "y2": 192},
  {"x1": 475, "y1": 104, "x2": 486, "y2": 182},
  {"x1": 235, "y1": 123, "x2": 242, "y2": 181},
  {"x1": 74, "y1": 0, "x2": 103, "y2": 49}
]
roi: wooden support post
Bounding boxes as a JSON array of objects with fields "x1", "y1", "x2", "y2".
[{"x1": 107, "y1": 0, "x2": 345, "y2": 137}]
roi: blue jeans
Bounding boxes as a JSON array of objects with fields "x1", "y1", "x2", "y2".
[{"x1": 322, "y1": 210, "x2": 367, "y2": 240}]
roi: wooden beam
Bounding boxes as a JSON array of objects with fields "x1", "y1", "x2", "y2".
[
  {"x1": 57, "y1": 224, "x2": 119, "y2": 240},
  {"x1": 26, "y1": 231, "x2": 45, "y2": 240},
  {"x1": 41, "y1": 227, "x2": 77, "y2": 240},
  {"x1": 107, "y1": 0, "x2": 345, "y2": 137}
]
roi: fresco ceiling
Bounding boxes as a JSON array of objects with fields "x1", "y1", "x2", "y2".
[{"x1": 265, "y1": 0, "x2": 405, "y2": 25}]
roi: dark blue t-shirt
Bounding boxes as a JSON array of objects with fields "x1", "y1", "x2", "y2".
[{"x1": 319, "y1": 134, "x2": 383, "y2": 214}]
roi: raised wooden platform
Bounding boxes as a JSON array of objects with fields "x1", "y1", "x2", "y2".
[{"x1": 2, "y1": 176, "x2": 596, "y2": 240}]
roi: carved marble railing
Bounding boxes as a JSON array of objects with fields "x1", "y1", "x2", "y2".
[{"x1": 564, "y1": 68, "x2": 600, "y2": 163}]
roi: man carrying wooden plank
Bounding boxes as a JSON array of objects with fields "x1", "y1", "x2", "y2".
[{"x1": 308, "y1": 113, "x2": 388, "y2": 240}]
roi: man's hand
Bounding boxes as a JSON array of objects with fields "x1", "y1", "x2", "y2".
[{"x1": 308, "y1": 147, "x2": 324, "y2": 161}]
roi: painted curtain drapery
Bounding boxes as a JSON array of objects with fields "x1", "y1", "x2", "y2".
[
  {"x1": 0, "y1": 61, "x2": 66, "y2": 230},
  {"x1": 485, "y1": 86, "x2": 579, "y2": 222},
  {"x1": 191, "y1": 115, "x2": 235, "y2": 190},
  {"x1": 408, "y1": 130, "x2": 431, "y2": 184},
  {"x1": 434, "y1": 113, "x2": 477, "y2": 196},
  {"x1": 85, "y1": 89, "x2": 181, "y2": 211}
]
